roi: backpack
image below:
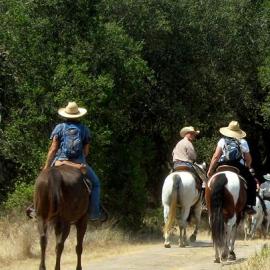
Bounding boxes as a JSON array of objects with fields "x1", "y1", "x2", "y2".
[
  {"x1": 223, "y1": 138, "x2": 242, "y2": 162},
  {"x1": 62, "y1": 123, "x2": 83, "y2": 159}
]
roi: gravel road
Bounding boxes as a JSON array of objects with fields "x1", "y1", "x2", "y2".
[{"x1": 82, "y1": 239, "x2": 266, "y2": 270}]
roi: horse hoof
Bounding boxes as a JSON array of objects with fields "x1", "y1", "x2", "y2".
[
  {"x1": 228, "y1": 251, "x2": 236, "y2": 261},
  {"x1": 189, "y1": 234, "x2": 196, "y2": 242},
  {"x1": 221, "y1": 253, "x2": 228, "y2": 261},
  {"x1": 164, "y1": 243, "x2": 171, "y2": 248},
  {"x1": 179, "y1": 243, "x2": 186, "y2": 248},
  {"x1": 214, "y1": 258, "x2": 220, "y2": 263}
]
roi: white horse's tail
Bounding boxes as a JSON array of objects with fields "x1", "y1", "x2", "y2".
[{"x1": 164, "y1": 174, "x2": 181, "y2": 233}]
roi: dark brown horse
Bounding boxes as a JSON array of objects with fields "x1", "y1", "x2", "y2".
[
  {"x1": 205, "y1": 170, "x2": 246, "y2": 263},
  {"x1": 34, "y1": 165, "x2": 89, "y2": 270}
]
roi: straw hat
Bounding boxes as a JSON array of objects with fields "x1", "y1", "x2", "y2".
[
  {"x1": 219, "y1": 121, "x2": 246, "y2": 139},
  {"x1": 58, "y1": 102, "x2": 87, "y2": 119},
  {"x1": 263, "y1": 174, "x2": 270, "y2": 181},
  {"x1": 180, "y1": 126, "x2": 200, "y2": 138}
]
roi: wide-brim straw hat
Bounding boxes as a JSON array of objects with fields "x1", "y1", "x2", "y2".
[
  {"x1": 180, "y1": 126, "x2": 200, "y2": 138},
  {"x1": 219, "y1": 121, "x2": 246, "y2": 139},
  {"x1": 263, "y1": 174, "x2": 270, "y2": 181},
  {"x1": 58, "y1": 101, "x2": 87, "y2": 119}
]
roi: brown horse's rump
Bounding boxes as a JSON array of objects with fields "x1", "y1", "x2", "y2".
[{"x1": 34, "y1": 165, "x2": 89, "y2": 270}]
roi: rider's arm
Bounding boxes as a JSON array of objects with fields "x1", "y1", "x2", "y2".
[
  {"x1": 83, "y1": 143, "x2": 90, "y2": 157},
  {"x1": 243, "y1": 152, "x2": 252, "y2": 168},
  {"x1": 207, "y1": 146, "x2": 222, "y2": 178},
  {"x1": 43, "y1": 136, "x2": 59, "y2": 170}
]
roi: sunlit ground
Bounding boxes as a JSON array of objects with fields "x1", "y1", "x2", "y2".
[
  {"x1": 0, "y1": 215, "x2": 162, "y2": 270},
  {"x1": 0, "y1": 212, "x2": 269, "y2": 270}
]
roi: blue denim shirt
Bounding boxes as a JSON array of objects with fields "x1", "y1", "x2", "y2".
[{"x1": 51, "y1": 121, "x2": 91, "y2": 164}]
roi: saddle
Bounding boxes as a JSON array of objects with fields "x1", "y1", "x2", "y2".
[
  {"x1": 174, "y1": 165, "x2": 203, "y2": 191},
  {"x1": 216, "y1": 165, "x2": 240, "y2": 174},
  {"x1": 54, "y1": 160, "x2": 91, "y2": 193},
  {"x1": 216, "y1": 165, "x2": 247, "y2": 188},
  {"x1": 55, "y1": 160, "x2": 87, "y2": 174}
]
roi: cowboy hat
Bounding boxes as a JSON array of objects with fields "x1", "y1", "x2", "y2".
[
  {"x1": 263, "y1": 174, "x2": 270, "y2": 181},
  {"x1": 219, "y1": 121, "x2": 246, "y2": 139},
  {"x1": 58, "y1": 101, "x2": 87, "y2": 119},
  {"x1": 180, "y1": 126, "x2": 200, "y2": 138}
]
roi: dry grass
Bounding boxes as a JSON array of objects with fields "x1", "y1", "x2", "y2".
[
  {"x1": 1, "y1": 212, "x2": 270, "y2": 270},
  {"x1": 230, "y1": 244, "x2": 270, "y2": 270},
  {"x1": 0, "y1": 214, "x2": 160, "y2": 270}
]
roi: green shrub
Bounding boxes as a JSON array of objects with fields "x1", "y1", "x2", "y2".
[{"x1": 3, "y1": 182, "x2": 34, "y2": 211}]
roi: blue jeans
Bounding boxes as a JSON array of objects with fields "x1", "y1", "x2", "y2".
[{"x1": 86, "y1": 165, "x2": 101, "y2": 219}]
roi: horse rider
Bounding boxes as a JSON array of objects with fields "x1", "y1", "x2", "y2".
[
  {"x1": 40, "y1": 101, "x2": 107, "y2": 222},
  {"x1": 257, "y1": 173, "x2": 270, "y2": 216},
  {"x1": 172, "y1": 126, "x2": 207, "y2": 187},
  {"x1": 207, "y1": 121, "x2": 257, "y2": 215},
  {"x1": 260, "y1": 174, "x2": 270, "y2": 201}
]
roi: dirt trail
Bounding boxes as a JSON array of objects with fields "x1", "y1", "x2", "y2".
[{"x1": 81, "y1": 239, "x2": 266, "y2": 270}]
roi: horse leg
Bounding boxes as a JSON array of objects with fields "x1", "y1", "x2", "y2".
[
  {"x1": 214, "y1": 245, "x2": 220, "y2": 263},
  {"x1": 228, "y1": 224, "x2": 237, "y2": 260},
  {"x1": 190, "y1": 201, "x2": 202, "y2": 243},
  {"x1": 250, "y1": 218, "x2": 258, "y2": 239},
  {"x1": 163, "y1": 204, "x2": 171, "y2": 248},
  {"x1": 244, "y1": 216, "x2": 251, "y2": 240},
  {"x1": 222, "y1": 217, "x2": 235, "y2": 262},
  {"x1": 179, "y1": 208, "x2": 190, "y2": 247},
  {"x1": 38, "y1": 219, "x2": 48, "y2": 270},
  {"x1": 54, "y1": 221, "x2": 70, "y2": 270},
  {"x1": 265, "y1": 219, "x2": 270, "y2": 238},
  {"x1": 75, "y1": 215, "x2": 88, "y2": 270}
]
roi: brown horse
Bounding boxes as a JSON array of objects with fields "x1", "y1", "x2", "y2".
[
  {"x1": 205, "y1": 170, "x2": 246, "y2": 263},
  {"x1": 34, "y1": 165, "x2": 89, "y2": 270}
]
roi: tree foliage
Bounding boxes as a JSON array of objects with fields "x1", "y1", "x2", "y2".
[{"x1": 1, "y1": 0, "x2": 270, "y2": 227}]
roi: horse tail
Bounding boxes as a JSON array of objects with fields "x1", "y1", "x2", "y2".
[
  {"x1": 164, "y1": 174, "x2": 181, "y2": 233},
  {"x1": 210, "y1": 173, "x2": 228, "y2": 248},
  {"x1": 47, "y1": 168, "x2": 63, "y2": 220}
]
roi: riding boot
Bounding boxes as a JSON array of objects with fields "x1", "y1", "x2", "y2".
[
  {"x1": 246, "y1": 190, "x2": 256, "y2": 215},
  {"x1": 26, "y1": 204, "x2": 36, "y2": 219}
]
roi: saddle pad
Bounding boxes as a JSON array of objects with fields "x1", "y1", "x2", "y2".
[
  {"x1": 174, "y1": 165, "x2": 192, "y2": 172},
  {"x1": 174, "y1": 166, "x2": 202, "y2": 190},
  {"x1": 216, "y1": 165, "x2": 240, "y2": 175}
]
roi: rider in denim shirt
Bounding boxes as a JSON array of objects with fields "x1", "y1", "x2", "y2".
[{"x1": 43, "y1": 101, "x2": 107, "y2": 222}]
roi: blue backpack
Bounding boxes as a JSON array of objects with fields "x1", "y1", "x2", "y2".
[
  {"x1": 62, "y1": 123, "x2": 83, "y2": 159},
  {"x1": 223, "y1": 138, "x2": 242, "y2": 162}
]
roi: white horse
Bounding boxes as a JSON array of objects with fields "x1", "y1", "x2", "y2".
[
  {"x1": 244, "y1": 196, "x2": 270, "y2": 239},
  {"x1": 162, "y1": 165, "x2": 206, "y2": 248}
]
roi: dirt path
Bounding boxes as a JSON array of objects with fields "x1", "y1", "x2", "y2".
[{"x1": 81, "y1": 239, "x2": 267, "y2": 270}]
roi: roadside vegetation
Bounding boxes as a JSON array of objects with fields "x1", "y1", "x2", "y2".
[
  {"x1": 232, "y1": 245, "x2": 270, "y2": 270},
  {"x1": 2, "y1": 0, "x2": 270, "y2": 229},
  {"x1": 1, "y1": 1, "x2": 270, "y2": 268},
  {"x1": 0, "y1": 210, "x2": 164, "y2": 269},
  {"x1": 0, "y1": 209, "x2": 269, "y2": 269}
]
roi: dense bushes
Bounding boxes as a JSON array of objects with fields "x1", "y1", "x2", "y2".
[{"x1": 1, "y1": 0, "x2": 270, "y2": 228}]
